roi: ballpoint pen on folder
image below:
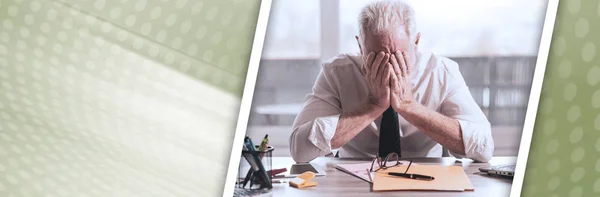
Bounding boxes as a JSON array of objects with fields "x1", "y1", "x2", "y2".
[
  {"x1": 387, "y1": 172, "x2": 435, "y2": 181},
  {"x1": 384, "y1": 159, "x2": 434, "y2": 181}
]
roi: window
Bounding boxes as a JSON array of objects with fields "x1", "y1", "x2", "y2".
[
  {"x1": 256, "y1": 0, "x2": 548, "y2": 126},
  {"x1": 339, "y1": 0, "x2": 548, "y2": 56},
  {"x1": 261, "y1": 0, "x2": 320, "y2": 59}
]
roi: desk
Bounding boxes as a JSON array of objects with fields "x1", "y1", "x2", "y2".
[{"x1": 270, "y1": 157, "x2": 516, "y2": 197}]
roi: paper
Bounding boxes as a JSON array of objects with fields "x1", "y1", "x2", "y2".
[
  {"x1": 335, "y1": 162, "x2": 374, "y2": 182},
  {"x1": 372, "y1": 165, "x2": 474, "y2": 192},
  {"x1": 335, "y1": 161, "x2": 411, "y2": 183}
]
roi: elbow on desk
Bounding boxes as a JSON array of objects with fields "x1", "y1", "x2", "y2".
[
  {"x1": 290, "y1": 148, "x2": 316, "y2": 163},
  {"x1": 469, "y1": 130, "x2": 495, "y2": 162},
  {"x1": 472, "y1": 144, "x2": 494, "y2": 163},
  {"x1": 289, "y1": 127, "x2": 320, "y2": 163},
  {"x1": 480, "y1": 124, "x2": 495, "y2": 162},
  {"x1": 289, "y1": 131, "x2": 305, "y2": 163},
  {"x1": 461, "y1": 121, "x2": 495, "y2": 162}
]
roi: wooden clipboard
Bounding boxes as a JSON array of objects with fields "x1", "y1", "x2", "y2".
[{"x1": 372, "y1": 165, "x2": 474, "y2": 192}]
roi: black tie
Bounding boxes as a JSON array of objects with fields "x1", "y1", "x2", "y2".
[{"x1": 378, "y1": 106, "x2": 401, "y2": 158}]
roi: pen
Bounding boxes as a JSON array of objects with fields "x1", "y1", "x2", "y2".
[
  {"x1": 242, "y1": 136, "x2": 260, "y2": 188},
  {"x1": 243, "y1": 135, "x2": 270, "y2": 187},
  {"x1": 242, "y1": 169, "x2": 254, "y2": 188},
  {"x1": 258, "y1": 134, "x2": 269, "y2": 158},
  {"x1": 244, "y1": 136, "x2": 272, "y2": 188},
  {"x1": 388, "y1": 172, "x2": 435, "y2": 181},
  {"x1": 241, "y1": 150, "x2": 259, "y2": 188}
]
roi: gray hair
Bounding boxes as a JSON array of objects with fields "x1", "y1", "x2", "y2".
[{"x1": 358, "y1": 0, "x2": 417, "y2": 46}]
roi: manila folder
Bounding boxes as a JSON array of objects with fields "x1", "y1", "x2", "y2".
[{"x1": 372, "y1": 165, "x2": 474, "y2": 192}]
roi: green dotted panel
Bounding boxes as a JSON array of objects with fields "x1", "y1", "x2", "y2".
[
  {"x1": 0, "y1": 0, "x2": 259, "y2": 196},
  {"x1": 522, "y1": 0, "x2": 600, "y2": 196}
]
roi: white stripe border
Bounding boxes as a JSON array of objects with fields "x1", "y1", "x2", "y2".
[
  {"x1": 222, "y1": 0, "x2": 273, "y2": 196},
  {"x1": 510, "y1": 0, "x2": 559, "y2": 196}
]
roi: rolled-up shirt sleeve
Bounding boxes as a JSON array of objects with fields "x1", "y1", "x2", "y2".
[
  {"x1": 290, "y1": 65, "x2": 342, "y2": 163},
  {"x1": 439, "y1": 60, "x2": 494, "y2": 162}
]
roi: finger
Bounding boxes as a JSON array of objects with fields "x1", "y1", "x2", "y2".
[
  {"x1": 401, "y1": 52, "x2": 410, "y2": 76},
  {"x1": 369, "y1": 52, "x2": 384, "y2": 82},
  {"x1": 365, "y1": 51, "x2": 379, "y2": 82},
  {"x1": 390, "y1": 53, "x2": 402, "y2": 77},
  {"x1": 377, "y1": 53, "x2": 390, "y2": 82},
  {"x1": 361, "y1": 66, "x2": 366, "y2": 76},
  {"x1": 365, "y1": 51, "x2": 375, "y2": 70},
  {"x1": 396, "y1": 51, "x2": 406, "y2": 76},
  {"x1": 383, "y1": 62, "x2": 392, "y2": 85},
  {"x1": 363, "y1": 52, "x2": 375, "y2": 76},
  {"x1": 371, "y1": 51, "x2": 385, "y2": 77},
  {"x1": 390, "y1": 67, "x2": 399, "y2": 91}
]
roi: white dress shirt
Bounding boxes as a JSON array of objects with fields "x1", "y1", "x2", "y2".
[{"x1": 289, "y1": 52, "x2": 494, "y2": 163}]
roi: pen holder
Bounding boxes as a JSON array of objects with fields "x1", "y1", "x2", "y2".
[{"x1": 237, "y1": 146, "x2": 274, "y2": 189}]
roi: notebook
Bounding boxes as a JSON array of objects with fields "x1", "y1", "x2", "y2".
[{"x1": 372, "y1": 165, "x2": 474, "y2": 192}]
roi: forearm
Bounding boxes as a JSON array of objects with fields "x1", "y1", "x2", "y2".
[
  {"x1": 290, "y1": 103, "x2": 383, "y2": 162},
  {"x1": 330, "y1": 103, "x2": 386, "y2": 149},
  {"x1": 397, "y1": 102, "x2": 466, "y2": 155}
]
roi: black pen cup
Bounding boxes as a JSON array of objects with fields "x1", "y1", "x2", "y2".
[{"x1": 237, "y1": 145, "x2": 274, "y2": 189}]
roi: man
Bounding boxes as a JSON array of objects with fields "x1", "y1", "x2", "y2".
[{"x1": 289, "y1": 0, "x2": 494, "y2": 163}]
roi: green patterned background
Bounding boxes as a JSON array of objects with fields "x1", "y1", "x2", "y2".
[
  {"x1": 2, "y1": 0, "x2": 600, "y2": 196},
  {"x1": 522, "y1": 0, "x2": 600, "y2": 196},
  {"x1": 0, "y1": 0, "x2": 259, "y2": 196}
]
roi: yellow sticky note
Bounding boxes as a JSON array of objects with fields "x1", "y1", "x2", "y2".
[{"x1": 289, "y1": 172, "x2": 318, "y2": 188}]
